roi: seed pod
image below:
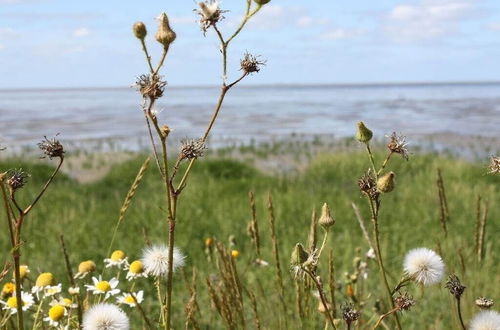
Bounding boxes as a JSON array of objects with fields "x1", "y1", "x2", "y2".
[
  {"x1": 156, "y1": 13, "x2": 176, "y2": 47},
  {"x1": 318, "y1": 203, "x2": 335, "y2": 229},
  {"x1": 133, "y1": 22, "x2": 147, "y2": 40},
  {"x1": 377, "y1": 171, "x2": 395, "y2": 193},
  {"x1": 355, "y1": 121, "x2": 373, "y2": 143}
]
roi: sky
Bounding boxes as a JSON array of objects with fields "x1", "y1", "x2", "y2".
[{"x1": 2, "y1": 0, "x2": 500, "y2": 88}]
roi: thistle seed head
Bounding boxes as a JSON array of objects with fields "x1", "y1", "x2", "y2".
[
  {"x1": 135, "y1": 74, "x2": 167, "y2": 100},
  {"x1": 180, "y1": 139, "x2": 206, "y2": 160},
  {"x1": 38, "y1": 136, "x2": 64, "y2": 159},
  {"x1": 475, "y1": 297, "x2": 494, "y2": 310},
  {"x1": 195, "y1": 1, "x2": 227, "y2": 34},
  {"x1": 6, "y1": 169, "x2": 29, "y2": 191},
  {"x1": 341, "y1": 303, "x2": 360, "y2": 325},
  {"x1": 358, "y1": 169, "x2": 379, "y2": 199},
  {"x1": 240, "y1": 52, "x2": 265, "y2": 74},
  {"x1": 395, "y1": 292, "x2": 415, "y2": 311},
  {"x1": 387, "y1": 132, "x2": 409, "y2": 160},
  {"x1": 445, "y1": 274, "x2": 466, "y2": 299}
]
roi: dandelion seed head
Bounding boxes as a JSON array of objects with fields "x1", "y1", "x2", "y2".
[
  {"x1": 403, "y1": 248, "x2": 445, "y2": 286},
  {"x1": 469, "y1": 310, "x2": 500, "y2": 330},
  {"x1": 82, "y1": 303, "x2": 129, "y2": 330},
  {"x1": 141, "y1": 245, "x2": 185, "y2": 277}
]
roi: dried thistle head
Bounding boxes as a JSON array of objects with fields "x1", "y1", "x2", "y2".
[
  {"x1": 6, "y1": 169, "x2": 29, "y2": 191},
  {"x1": 387, "y1": 132, "x2": 409, "y2": 160},
  {"x1": 488, "y1": 156, "x2": 500, "y2": 174},
  {"x1": 475, "y1": 297, "x2": 494, "y2": 310},
  {"x1": 135, "y1": 74, "x2": 167, "y2": 100},
  {"x1": 395, "y1": 292, "x2": 415, "y2": 311},
  {"x1": 445, "y1": 274, "x2": 466, "y2": 299},
  {"x1": 240, "y1": 52, "x2": 265, "y2": 74},
  {"x1": 180, "y1": 139, "x2": 206, "y2": 160},
  {"x1": 341, "y1": 302, "x2": 360, "y2": 325},
  {"x1": 38, "y1": 136, "x2": 64, "y2": 159},
  {"x1": 357, "y1": 169, "x2": 379, "y2": 200},
  {"x1": 195, "y1": 1, "x2": 226, "y2": 34}
]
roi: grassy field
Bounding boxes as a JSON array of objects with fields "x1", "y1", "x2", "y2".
[{"x1": 0, "y1": 147, "x2": 498, "y2": 329}]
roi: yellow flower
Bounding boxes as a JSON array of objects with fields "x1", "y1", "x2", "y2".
[
  {"x1": 2, "y1": 282, "x2": 15, "y2": 297},
  {"x1": 74, "y1": 260, "x2": 96, "y2": 279},
  {"x1": 6, "y1": 296, "x2": 17, "y2": 309},
  {"x1": 205, "y1": 237, "x2": 214, "y2": 247},
  {"x1": 48, "y1": 305, "x2": 65, "y2": 321},
  {"x1": 12, "y1": 265, "x2": 29, "y2": 282},
  {"x1": 231, "y1": 250, "x2": 240, "y2": 258},
  {"x1": 111, "y1": 250, "x2": 125, "y2": 262},
  {"x1": 105, "y1": 250, "x2": 128, "y2": 269},
  {"x1": 35, "y1": 273, "x2": 55, "y2": 288},
  {"x1": 126, "y1": 260, "x2": 147, "y2": 281}
]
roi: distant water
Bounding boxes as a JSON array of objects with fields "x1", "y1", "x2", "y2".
[{"x1": 1, "y1": 83, "x2": 500, "y2": 149}]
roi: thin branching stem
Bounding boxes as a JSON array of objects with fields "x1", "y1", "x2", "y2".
[{"x1": 302, "y1": 268, "x2": 336, "y2": 330}]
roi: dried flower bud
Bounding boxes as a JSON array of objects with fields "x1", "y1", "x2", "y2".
[
  {"x1": 160, "y1": 125, "x2": 171, "y2": 138},
  {"x1": 395, "y1": 292, "x2": 415, "y2": 311},
  {"x1": 488, "y1": 156, "x2": 500, "y2": 175},
  {"x1": 318, "y1": 203, "x2": 335, "y2": 229},
  {"x1": 387, "y1": 132, "x2": 409, "y2": 160},
  {"x1": 377, "y1": 171, "x2": 395, "y2": 193},
  {"x1": 358, "y1": 170, "x2": 379, "y2": 199},
  {"x1": 290, "y1": 243, "x2": 309, "y2": 267},
  {"x1": 135, "y1": 74, "x2": 167, "y2": 100},
  {"x1": 445, "y1": 274, "x2": 466, "y2": 299},
  {"x1": 6, "y1": 169, "x2": 29, "y2": 191},
  {"x1": 355, "y1": 121, "x2": 373, "y2": 143},
  {"x1": 133, "y1": 22, "x2": 147, "y2": 40},
  {"x1": 156, "y1": 13, "x2": 176, "y2": 47},
  {"x1": 254, "y1": 0, "x2": 271, "y2": 5},
  {"x1": 342, "y1": 303, "x2": 360, "y2": 325},
  {"x1": 180, "y1": 138, "x2": 206, "y2": 160},
  {"x1": 38, "y1": 136, "x2": 64, "y2": 159},
  {"x1": 240, "y1": 52, "x2": 265, "y2": 74},
  {"x1": 475, "y1": 297, "x2": 494, "y2": 310}
]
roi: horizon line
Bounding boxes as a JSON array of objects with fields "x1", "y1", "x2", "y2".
[{"x1": 1, "y1": 80, "x2": 500, "y2": 92}]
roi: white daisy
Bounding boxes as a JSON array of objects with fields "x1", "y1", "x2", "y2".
[
  {"x1": 32, "y1": 272, "x2": 55, "y2": 294},
  {"x1": 43, "y1": 304, "x2": 67, "y2": 327},
  {"x1": 50, "y1": 297, "x2": 78, "y2": 309},
  {"x1": 104, "y1": 250, "x2": 129, "y2": 269},
  {"x1": 141, "y1": 245, "x2": 185, "y2": 277},
  {"x1": 44, "y1": 283, "x2": 62, "y2": 297},
  {"x1": 117, "y1": 291, "x2": 144, "y2": 308},
  {"x1": 68, "y1": 286, "x2": 80, "y2": 295},
  {"x1": 469, "y1": 310, "x2": 500, "y2": 330},
  {"x1": 86, "y1": 276, "x2": 120, "y2": 300},
  {"x1": 403, "y1": 248, "x2": 445, "y2": 286},
  {"x1": 82, "y1": 303, "x2": 129, "y2": 330},
  {"x1": 1, "y1": 292, "x2": 34, "y2": 314},
  {"x1": 125, "y1": 260, "x2": 147, "y2": 281}
]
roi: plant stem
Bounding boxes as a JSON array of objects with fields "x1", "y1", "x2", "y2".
[
  {"x1": 377, "y1": 152, "x2": 393, "y2": 176},
  {"x1": 303, "y1": 268, "x2": 336, "y2": 330},
  {"x1": 456, "y1": 298, "x2": 466, "y2": 330},
  {"x1": 140, "y1": 39, "x2": 155, "y2": 74},
  {"x1": 373, "y1": 307, "x2": 398, "y2": 329},
  {"x1": 365, "y1": 143, "x2": 378, "y2": 179}
]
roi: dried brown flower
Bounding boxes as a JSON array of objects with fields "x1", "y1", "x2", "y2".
[
  {"x1": 341, "y1": 302, "x2": 360, "y2": 325},
  {"x1": 475, "y1": 297, "x2": 494, "y2": 310},
  {"x1": 38, "y1": 136, "x2": 64, "y2": 159},
  {"x1": 387, "y1": 132, "x2": 409, "y2": 160},
  {"x1": 240, "y1": 52, "x2": 265, "y2": 74},
  {"x1": 395, "y1": 292, "x2": 415, "y2": 311},
  {"x1": 357, "y1": 169, "x2": 379, "y2": 200},
  {"x1": 135, "y1": 74, "x2": 167, "y2": 100},
  {"x1": 488, "y1": 156, "x2": 500, "y2": 174},
  {"x1": 445, "y1": 274, "x2": 466, "y2": 299},
  {"x1": 6, "y1": 169, "x2": 29, "y2": 191},
  {"x1": 195, "y1": 1, "x2": 227, "y2": 34},
  {"x1": 180, "y1": 139, "x2": 206, "y2": 160}
]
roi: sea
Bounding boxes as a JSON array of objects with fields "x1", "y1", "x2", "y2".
[{"x1": 1, "y1": 83, "x2": 499, "y2": 153}]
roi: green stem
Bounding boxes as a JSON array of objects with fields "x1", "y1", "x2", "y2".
[
  {"x1": 303, "y1": 268, "x2": 336, "y2": 330},
  {"x1": 457, "y1": 298, "x2": 466, "y2": 330},
  {"x1": 365, "y1": 144, "x2": 378, "y2": 179},
  {"x1": 140, "y1": 38, "x2": 155, "y2": 74},
  {"x1": 377, "y1": 152, "x2": 393, "y2": 176}
]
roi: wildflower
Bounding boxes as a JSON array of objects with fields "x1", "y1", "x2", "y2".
[
  {"x1": 355, "y1": 121, "x2": 373, "y2": 143},
  {"x1": 1, "y1": 283, "x2": 15, "y2": 300},
  {"x1": 86, "y1": 276, "x2": 120, "y2": 300},
  {"x1": 341, "y1": 302, "x2": 360, "y2": 326},
  {"x1": 231, "y1": 250, "x2": 240, "y2": 258},
  {"x1": 155, "y1": 13, "x2": 176, "y2": 47},
  {"x1": 105, "y1": 250, "x2": 129, "y2": 269},
  {"x1": 445, "y1": 274, "x2": 466, "y2": 299},
  {"x1": 469, "y1": 310, "x2": 500, "y2": 330},
  {"x1": 38, "y1": 136, "x2": 64, "y2": 159},
  {"x1": 44, "y1": 283, "x2": 62, "y2": 297},
  {"x1": 395, "y1": 292, "x2": 415, "y2": 311},
  {"x1": 318, "y1": 202, "x2": 335, "y2": 229},
  {"x1": 403, "y1": 248, "x2": 445, "y2": 286},
  {"x1": 205, "y1": 237, "x2": 214, "y2": 248},
  {"x1": 180, "y1": 139, "x2": 206, "y2": 160},
  {"x1": 6, "y1": 169, "x2": 29, "y2": 191},
  {"x1": 488, "y1": 156, "x2": 500, "y2": 174},
  {"x1": 358, "y1": 170, "x2": 379, "y2": 200},
  {"x1": 366, "y1": 248, "x2": 376, "y2": 259},
  {"x1": 13, "y1": 265, "x2": 30, "y2": 281},
  {"x1": 117, "y1": 291, "x2": 144, "y2": 308},
  {"x1": 387, "y1": 132, "x2": 409, "y2": 160},
  {"x1": 377, "y1": 171, "x2": 395, "y2": 193},
  {"x1": 82, "y1": 303, "x2": 129, "y2": 330},
  {"x1": 133, "y1": 22, "x2": 147, "y2": 40},
  {"x1": 32, "y1": 272, "x2": 55, "y2": 294},
  {"x1": 68, "y1": 286, "x2": 80, "y2": 295},
  {"x1": 44, "y1": 304, "x2": 66, "y2": 327},
  {"x1": 141, "y1": 245, "x2": 186, "y2": 277},
  {"x1": 126, "y1": 260, "x2": 147, "y2": 281},
  {"x1": 240, "y1": 52, "x2": 266, "y2": 75},
  {"x1": 476, "y1": 297, "x2": 494, "y2": 310},
  {"x1": 1, "y1": 292, "x2": 34, "y2": 314},
  {"x1": 50, "y1": 297, "x2": 77, "y2": 309},
  {"x1": 135, "y1": 74, "x2": 166, "y2": 100},
  {"x1": 75, "y1": 260, "x2": 96, "y2": 279},
  {"x1": 196, "y1": 1, "x2": 226, "y2": 34}
]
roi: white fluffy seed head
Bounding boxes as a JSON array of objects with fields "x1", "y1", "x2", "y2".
[
  {"x1": 141, "y1": 245, "x2": 185, "y2": 277},
  {"x1": 82, "y1": 303, "x2": 129, "y2": 330},
  {"x1": 403, "y1": 248, "x2": 445, "y2": 286},
  {"x1": 469, "y1": 310, "x2": 500, "y2": 330}
]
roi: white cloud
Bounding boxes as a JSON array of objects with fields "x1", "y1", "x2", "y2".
[
  {"x1": 386, "y1": 0, "x2": 474, "y2": 41},
  {"x1": 72, "y1": 28, "x2": 90, "y2": 38},
  {"x1": 320, "y1": 28, "x2": 364, "y2": 40}
]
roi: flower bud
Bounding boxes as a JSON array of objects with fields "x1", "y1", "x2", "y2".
[
  {"x1": 254, "y1": 0, "x2": 271, "y2": 5},
  {"x1": 35, "y1": 273, "x2": 55, "y2": 288},
  {"x1": 377, "y1": 171, "x2": 395, "y2": 193},
  {"x1": 156, "y1": 13, "x2": 176, "y2": 47},
  {"x1": 318, "y1": 203, "x2": 335, "y2": 229},
  {"x1": 290, "y1": 243, "x2": 309, "y2": 266},
  {"x1": 133, "y1": 22, "x2": 147, "y2": 40},
  {"x1": 78, "y1": 260, "x2": 96, "y2": 274},
  {"x1": 355, "y1": 121, "x2": 373, "y2": 143}
]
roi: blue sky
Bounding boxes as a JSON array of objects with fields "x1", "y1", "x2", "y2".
[{"x1": 1, "y1": 0, "x2": 500, "y2": 88}]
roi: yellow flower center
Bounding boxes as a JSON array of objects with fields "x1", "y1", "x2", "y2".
[
  {"x1": 6, "y1": 297, "x2": 25, "y2": 308},
  {"x1": 78, "y1": 260, "x2": 96, "y2": 274},
  {"x1": 110, "y1": 250, "x2": 125, "y2": 261},
  {"x1": 63, "y1": 298, "x2": 72, "y2": 306},
  {"x1": 129, "y1": 260, "x2": 144, "y2": 274},
  {"x1": 48, "y1": 305, "x2": 65, "y2": 321},
  {"x1": 124, "y1": 295, "x2": 136, "y2": 304},
  {"x1": 35, "y1": 273, "x2": 54, "y2": 287},
  {"x1": 231, "y1": 250, "x2": 240, "y2": 258},
  {"x1": 2, "y1": 282, "x2": 15, "y2": 296},
  {"x1": 19, "y1": 265, "x2": 29, "y2": 279},
  {"x1": 95, "y1": 281, "x2": 111, "y2": 292}
]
